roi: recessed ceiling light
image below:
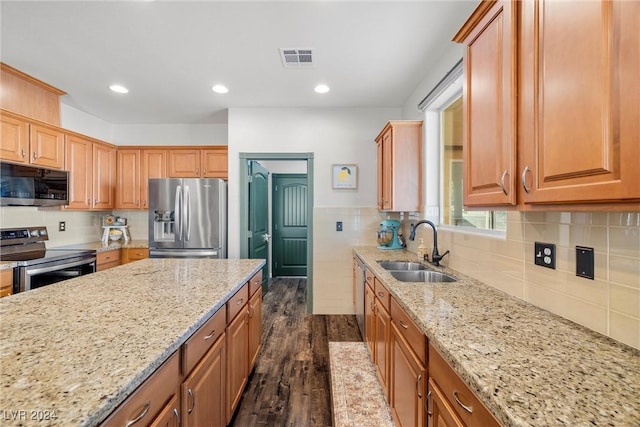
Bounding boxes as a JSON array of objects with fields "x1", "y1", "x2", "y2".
[
  {"x1": 314, "y1": 84, "x2": 330, "y2": 94},
  {"x1": 212, "y1": 84, "x2": 229, "y2": 94},
  {"x1": 109, "y1": 84, "x2": 129, "y2": 94}
]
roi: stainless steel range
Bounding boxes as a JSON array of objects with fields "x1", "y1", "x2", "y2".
[{"x1": 0, "y1": 226, "x2": 96, "y2": 294}]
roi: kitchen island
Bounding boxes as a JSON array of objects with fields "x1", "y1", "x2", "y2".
[
  {"x1": 354, "y1": 247, "x2": 640, "y2": 427},
  {"x1": 0, "y1": 258, "x2": 264, "y2": 426}
]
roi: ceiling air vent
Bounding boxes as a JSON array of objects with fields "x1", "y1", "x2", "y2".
[{"x1": 279, "y1": 48, "x2": 314, "y2": 68}]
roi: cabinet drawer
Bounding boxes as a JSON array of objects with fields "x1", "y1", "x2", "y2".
[
  {"x1": 227, "y1": 283, "x2": 249, "y2": 323},
  {"x1": 428, "y1": 343, "x2": 500, "y2": 427},
  {"x1": 365, "y1": 268, "x2": 375, "y2": 291},
  {"x1": 182, "y1": 306, "x2": 227, "y2": 375},
  {"x1": 391, "y1": 297, "x2": 426, "y2": 364},
  {"x1": 374, "y1": 278, "x2": 391, "y2": 312},
  {"x1": 248, "y1": 270, "x2": 262, "y2": 297},
  {"x1": 97, "y1": 249, "x2": 121, "y2": 267},
  {"x1": 127, "y1": 248, "x2": 149, "y2": 261},
  {"x1": 101, "y1": 352, "x2": 179, "y2": 427}
]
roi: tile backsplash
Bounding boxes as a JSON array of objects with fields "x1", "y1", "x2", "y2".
[{"x1": 404, "y1": 211, "x2": 640, "y2": 350}]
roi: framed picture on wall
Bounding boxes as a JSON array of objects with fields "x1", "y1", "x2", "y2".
[{"x1": 332, "y1": 164, "x2": 358, "y2": 189}]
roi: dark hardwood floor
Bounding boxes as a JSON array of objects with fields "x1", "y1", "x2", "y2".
[{"x1": 231, "y1": 277, "x2": 362, "y2": 427}]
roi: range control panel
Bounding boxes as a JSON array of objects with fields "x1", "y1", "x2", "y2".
[{"x1": 0, "y1": 226, "x2": 48, "y2": 245}]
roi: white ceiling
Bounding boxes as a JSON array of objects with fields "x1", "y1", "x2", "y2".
[{"x1": 0, "y1": 1, "x2": 477, "y2": 125}]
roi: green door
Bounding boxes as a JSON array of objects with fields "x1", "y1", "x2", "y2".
[
  {"x1": 272, "y1": 174, "x2": 308, "y2": 277},
  {"x1": 248, "y1": 161, "x2": 269, "y2": 291}
]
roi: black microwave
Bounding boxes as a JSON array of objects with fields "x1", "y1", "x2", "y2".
[{"x1": 0, "y1": 162, "x2": 69, "y2": 207}]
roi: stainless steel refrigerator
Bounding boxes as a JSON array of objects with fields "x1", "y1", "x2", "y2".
[{"x1": 148, "y1": 178, "x2": 227, "y2": 258}]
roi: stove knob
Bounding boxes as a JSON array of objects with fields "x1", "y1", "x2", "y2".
[
  {"x1": 39, "y1": 230, "x2": 47, "y2": 236},
  {"x1": 30, "y1": 230, "x2": 39, "y2": 237}
]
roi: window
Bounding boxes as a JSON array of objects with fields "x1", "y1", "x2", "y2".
[{"x1": 419, "y1": 60, "x2": 505, "y2": 232}]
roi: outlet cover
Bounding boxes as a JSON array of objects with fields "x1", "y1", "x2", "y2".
[
  {"x1": 336, "y1": 221, "x2": 343, "y2": 232},
  {"x1": 576, "y1": 246, "x2": 594, "y2": 280},
  {"x1": 534, "y1": 242, "x2": 555, "y2": 269},
  {"x1": 58, "y1": 221, "x2": 66, "y2": 232}
]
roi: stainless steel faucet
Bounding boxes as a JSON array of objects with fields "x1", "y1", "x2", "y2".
[{"x1": 409, "y1": 220, "x2": 450, "y2": 266}]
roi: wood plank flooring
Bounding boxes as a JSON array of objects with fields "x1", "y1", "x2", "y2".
[{"x1": 231, "y1": 277, "x2": 362, "y2": 427}]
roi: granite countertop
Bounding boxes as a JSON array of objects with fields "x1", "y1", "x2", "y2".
[
  {"x1": 353, "y1": 246, "x2": 640, "y2": 427},
  {"x1": 0, "y1": 261, "x2": 17, "y2": 270},
  {"x1": 49, "y1": 240, "x2": 149, "y2": 253},
  {"x1": 0, "y1": 258, "x2": 264, "y2": 426}
]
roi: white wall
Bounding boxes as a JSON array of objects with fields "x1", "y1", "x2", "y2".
[
  {"x1": 227, "y1": 107, "x2": 399, "y2": 313},
  {"x1": 61, "y1": 104, "x2": 114, "y2": 142},
  {"x1": 113, "y1": 124, "x2": 227, "y2": 146}
]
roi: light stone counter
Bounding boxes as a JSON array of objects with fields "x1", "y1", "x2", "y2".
[
  {"x1": 353, "y1": 246, "x2": 640, "y2": 427},
  {"x1": 49, "y1": 240, "x2": 149, "y2": 253},
  {"x1": 0, "y1": 258, "x2": 264, "y2": 426},
  {"x1": 0, "y1": 261, "x2": 17, "y2": 270}
]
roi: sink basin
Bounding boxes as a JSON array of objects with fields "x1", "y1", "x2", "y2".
[
  {"x1": 390, "y1": 270, "x2": 457, "y2": 283},
  {"x1": 378, "y1": 261, "x2": 428, "y2": 271}
]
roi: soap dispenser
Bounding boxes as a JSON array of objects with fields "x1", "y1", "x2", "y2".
[{"x1": 417, "y1": 238, "x2": 427, "y2": 260}]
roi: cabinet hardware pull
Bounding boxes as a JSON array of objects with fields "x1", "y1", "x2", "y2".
[
  {"x1": 187, "y1": 388, "x2": 195, "y2": 414},
  {"x1": 521, "y1": 165, "x2": 531, "y2": 193},
  {"x1": 32, "y1": 152, "x2": 38, "y2": 160},
  {"x1": 173, "y1": 408, "x2": 180, "y2": 424},
  {"x1": 248, "y1": 307, "x2": 253, "y2": 318},
  {"x1": 500, "y1": 170, "x2": 509, "y2": 196},
  {"x1": 204, "y1": 330, "x2": 216, "y2": 340},
  {"x1": 425, "y1": 390, "x2": 432, "y2": 416},
  {"x1": 195, "y1": 168, "x2": 199, "y2": 174},
  {"x1": 237, "y1": 299, "x2": 244, "y2": 305},
  {"x1": 20, "y1": 149, "x2": 26, "y2": 158},
  {"x1": 377, "y1": 291, "x2": 385, "y2": 298},
  {"x1": 453, "y1": 390, "x2": 473, "y2": 413},
  {"x1": 125, "y1": 401, "x2": 150, "y2": 426},
  {"x1": 399, "y1": 320, "x2": 409, "y2": 329},
  {"x1": 203, "y1": 169, "x2": 207, "y2": 174},
  {"x1": 416, "y1": 374, "x2": 423, "y2": 398}
]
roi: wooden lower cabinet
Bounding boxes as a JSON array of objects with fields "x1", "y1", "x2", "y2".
[
  {"x1": 391, "y1": 322, "x2": 426, "y2": 427},
  {"x1": 149, "y1": 393, "x2": 181, "y2": 427},
  {"x1": 248, "y1": 288, "x2": 263, "y2": 370},
  {"x1": 374, "y1": 301, "x2": 391, "y2": 398},
  {"x1": 1, "y1": 269, "x2": 13, "y2": 298},
  {"x1": 96, "y1": 249, "x2": 121, "y2": 271},
  {"x1": 428, "y1": 378, "x2": 464, "y2": 427},
  {"x1": 100, "y1": 353, "x2": 180, "y2": 426},
  {"x1": 364, "y1": 283, "x2": 375, "y2": 355},
  {"x1": 182, "y1": 333, "x2": 226, "y2": 427},
  {"x1": 226, "y1": 303, "x2": 249, "y2": 422},
  {"x1": 121, "y1": 248, "x2": 149, "y2": 264}
]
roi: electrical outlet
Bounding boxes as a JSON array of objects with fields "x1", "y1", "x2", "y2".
[
  {"x1": 58, "y1": 221, "x2": 66, "y2": 232},
  {"x1": 576, "y1": 246, "x2": 594, "y2": 279},
  {"x1": 336, "y1": 221, "x2": 343, "y2": 232},
  {"x1": 534, "y1": 242, "x2": 555, "y2": 269}
]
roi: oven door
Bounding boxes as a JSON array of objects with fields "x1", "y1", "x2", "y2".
[{"x1": 17, "y1": 256, "x2": 96, "y2": 293}]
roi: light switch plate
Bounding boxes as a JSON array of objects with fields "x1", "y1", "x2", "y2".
[{"x1": 576, "y1": 246, "x2": 594, "y2": 280}]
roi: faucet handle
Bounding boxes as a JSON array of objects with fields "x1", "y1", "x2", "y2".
[{"x1": 431, "y1": 250, "x2": 450, "y2": 266}]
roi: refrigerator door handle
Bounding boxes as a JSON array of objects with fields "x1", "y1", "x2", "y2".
[
  {"x1": 185, "y1": 185, "x2": 191, "y2": 241},
  {"x1": 175, "y1": 185, "x2": 182, "y2": 240}
]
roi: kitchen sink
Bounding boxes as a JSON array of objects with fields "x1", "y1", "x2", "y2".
[
  {"x1": 390, "y1": 270, "x2": 457, "y2": 283},
  {"x1": 378, "y1": 261, "x2": 428, "y2": 271}
]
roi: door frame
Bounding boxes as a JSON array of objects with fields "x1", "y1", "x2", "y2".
[{"x1": 239, "y1": 152, "x2": 314, "y2": 313}]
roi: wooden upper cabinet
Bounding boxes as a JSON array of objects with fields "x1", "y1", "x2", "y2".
[
  {"x1": 374, "y1": 121, "x2": 423, "y2": 212},
  {"x1": 454, "y1": 0, "x2": 517, "y2": 207},
  {"x1": 93, "y1": 142, "x2": 117, "y2": 210},
  {"x1": 65, "y1": 134, "x2": 93, "y2": 209},
  {"x1": 141, "y1": 149, "x2": 167, "y2": 209},
  {"x1": 168, "y1": 149, "x2": 201, "y2": 178},
  {"x1": 168, "y1": 147, "x2": 228, "y2": 179},
  {"x1": 201, "y1": 148, "x2": 228, "y2": 179},
  {"x1": 519, "y1": 0, "x2": 640, "y2": 204},
  {"x1": 116, "y1": 149, "x2": 141, "y2": 209},
  {"x1": 0, "y1": 110, "x2": 64, "y2": 169}
]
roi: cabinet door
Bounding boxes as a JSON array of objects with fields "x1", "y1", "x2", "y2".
[
  {"x1": 93, "y1": 142, "x2": 116, "y2": 209},
  {"x1": 519, "y1": 0, "x2": 640, "y2": 203},
  {"x1": 149, "y1": 393, "x2": 180, "y2": 427},
  {"x1": 381, "y1": 129, "x2": 393, "y2": 210},
  {"x1": 141, "y1": 149, "x2": 167, "y2": 209},
  {"x1": 391, "y1": 322, "x2": 426, "y2": 427},
  {"x1": 168, "y1": 149, "x2": 200, "y2": 177},
  {"x1": 0, "y1": 113, "x2": 28, "y2": 163},
  {"x1": 65, "y1": 135, "x2": 93, "y2": 210},
  {"x1": 427, "y1": 379, "x2": 464, "y2": 427},
  {"x1": 0, "y1": 269, "x2": 13, "y2": 298},
  {"x1": 458, "y1": 0, "x2": 517, "y2": 206},
  {"x1": 201, "y1": 148, "x2": 228, "y2": 179},
  {"x1": 29, "y1": 123, "x2": 65, "y2": 169},
  {"x1": 226, "y1": 309, "x2": 249, "y2": 422},
  {"x1": 376, "y1": 140, "x2": 384, "y2": 209},
  {"x1": 365, "y1": 284, "x2": 376, "y2": 355},
  {"x1": 182, "y1": 334, "x2": 226, "y2": 427},
  {"x1": 116, "y1": 149, "x2": 141, "y2": 209},
  {"x1": 248, "y1": 288, "x2": 262, "y2": 370},
  {"x1": 374, "y1": 302, "x2": 391, "y2": 399}
]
